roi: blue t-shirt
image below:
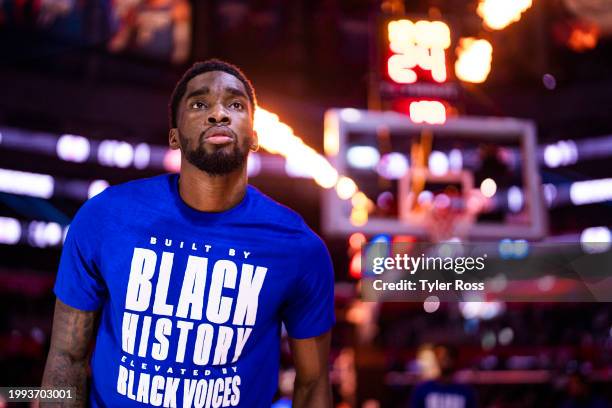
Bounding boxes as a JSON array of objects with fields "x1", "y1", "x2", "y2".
[
  {"x1": 54, "y1": 174, "x2": 335, "y2": 408},
  {"x1": 410, "y1": 380, "x2": 477, "y2": 408}
]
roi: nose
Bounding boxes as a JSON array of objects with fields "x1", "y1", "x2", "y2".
[{"x1": 207, "y1": 105, "x2": 230, "y2": 125}]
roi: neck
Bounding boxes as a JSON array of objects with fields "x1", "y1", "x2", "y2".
[{"x1": 177, "y1": 159, "x2": 248, "y2": 212}]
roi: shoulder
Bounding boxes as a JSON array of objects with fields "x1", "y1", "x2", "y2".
[
  {"x1": 74, "y1": 174, "x2": 171, "y2": 222},
  {"x1": 247, "y1": 185, "x2": 330, "y2": 256},
  {"x1": 98, "y1": 174, "x2": 170, "y2": 199},
  {"x1": 247, "y1": 185, "x2": 310, "y2": 230}
]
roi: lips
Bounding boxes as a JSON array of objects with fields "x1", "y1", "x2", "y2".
[{"x1": 203, "y1": 127, "x2": 235, "y2": 145}]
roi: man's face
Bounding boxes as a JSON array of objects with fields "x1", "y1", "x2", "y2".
[
  {"x1": 172, "y1": 71, "x2": 256, "y2": 175},
  {"x1": 434, "y1": 346, "x2": 456, "y2": 376}
]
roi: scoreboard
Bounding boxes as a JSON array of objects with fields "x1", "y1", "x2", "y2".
[
  {"x1": 372, "y1": 16, "x2": 493, "y2": 124},
  {"x1": 386, "y1": 19, "x2": 451, "y2": 84}
]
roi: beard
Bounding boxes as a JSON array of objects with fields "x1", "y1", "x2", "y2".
[{"x1": 180, "y1": 131, "x2": 250, "y2": 176}]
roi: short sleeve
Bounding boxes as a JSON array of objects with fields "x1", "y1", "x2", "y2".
[
  {"x1": 282, "y1": 233, "x2": 335, "y2": 339},
  {"x1": 54, "y1": 200, "x2": 107, "y2": 311}
]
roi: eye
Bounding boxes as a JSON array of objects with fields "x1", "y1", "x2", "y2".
[
  {"x1": 230, "y1": 101, "x2": 244, "y2": 110},
  {"x1": 191, "y1": 101, "x2": 207, "y2": 109}
]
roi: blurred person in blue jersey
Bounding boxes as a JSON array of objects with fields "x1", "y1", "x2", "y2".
[
  {"x1": 560, "y1": 372, "x2": 608, "y2": 408},
  {"x1": 409, "y1": 344, "x2": 477, "y2": 408}
]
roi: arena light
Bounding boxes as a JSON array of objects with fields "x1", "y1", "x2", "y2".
[
  {"x1": 133, "y1": 143, "x2": 151, "y2": 169},
  {"x1": 255, "y1": 107, "x2": 339, "y2": 189},
  {"x1": 498, "y1": 327, "x2": 514, "y2": 346},
  {"x1": 348, "y1": 232, "x2": 367, "y2": 251},
  {"x1": 28, "y1": 220, "x2": 63, "y2": 248},
  {"x1": 163, "y1": 149, "x2": 181, "y2": 172},
  {"x1": 449, "y1": 149, "x2": 463, "y2": 172},
  {"x1": 409, "y1": 101, "x2": 446, "y2": 124},
  {"x1": 480, "y1": 178, "x2": 497, "y2": 198},
  {"x1": 98, "y1": 140, "x2": 135, "y2": 168},
  {"x1": 371, "y1": 234, "x2": 391, "y2": 244},
  {"x1": 246, "y1": 153, "x2": 261, "y2": 177},
  {"x1": 0, "y1": 216, "x2": 21, "y2": 245},
  {"x1": 418, "y1": 190, "x2": 434, "y2": 205},
  {"x1": 350, "y1": 208, "x2": 368, "y2": 226},
  {"x1": 567, "y1": 22, "x2": 599, "y2": 52},
  {"x1": 481, "y1": 331, "x2": 497, "y2": 350},
  {"x1": 350, "y1": 190, "x2": 375, "y2": 227},
  {"x1": 376, "y1": 152, "x2": 409, "y2": 179},
  {"x1": 537, "y1": 275, "x2": 556, "y2": 292},
  {"x1": 423, "y1": 296, "x2": 440, "y2": 313},
  {"x1": 88, "y1": 180, "x2": 110, "y2": 199},
  {"x1": 113, "y1": 141, "x2": 134, "y2": 168},
  {"x1": 285, "y1": 155, "x2": 312, "y2": 178},
  {"x1": 387, "y1": 19, "x2": 451, "y2": 84},
  {"x1": 428, "y1": 150, "x2": 449, "y2": 176},
  {"x1": 543, "y1": 145, "x2": 562, "y2": 168},
  {"x1": 306, "y1": 153, "x2": 339, "y2": 189},
  {"x1": 349, "y1": 251, "x2": 362, "y2": 279},
  {"x1": 340, "y1": 108, "x2": 362, "y2": 123},
  {"x1": 580, "y1": 226, "x2": 611, "y2": 254},
  {"x1": 454, "y1": 38, "x2": 493, "y2": 83},
  {"x1": 351, "y1": 192, "x2": 370, "y2": 209},
  {"x1": 543, "y1": 140, "x2": 578, "y2": 168},
  {"x1": 336, "y1": 176, "x2": 358, "y2": 200},
  {"x1": 323, "y1": 111, "x2": 340, "y2": 157},
  {"x1": 513, "y1": 239, "x2": 529, "y2": 258},
  {"x1": 477, "y1": 0, "x2": 533, "y2": 30},
  {"x1": 543, "y1": 183, "x2": 557, "y2": 207},
  {"x1": 0, "y1": 168, "x2": 54, "y2": 198},
  {"x1": 459, "y1": 301, "x2": 505, "y2": 320},
  {"x1": 56, "y1": 134, "x2": 90, "y2": 163},
  {"x1": 569, "y1": 178, "x2": 612, "y2": 205},
  {"x1": 507, "y1": 186, "x2": 524, "y2": 213},
  {"x1": 347, "y1": 146, "x2": 380, "y2": 169},
  {"x1": 0, "y1": 217, "x2": 69, "y2": 248},
  {"x1": 388, "y1": 54, "x2": 418, "y2": 83},
  {"x1": 376, "y1": 191, "x2": 394, "y2": 211}
]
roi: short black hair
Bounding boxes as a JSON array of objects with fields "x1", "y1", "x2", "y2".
[{"x1": 168, "y1": 59, "x2": 257, "y2": 128}]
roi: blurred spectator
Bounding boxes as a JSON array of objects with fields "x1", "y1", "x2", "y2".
[
  {"x1": 559, "y1": 372, "x2": 608, "y2": 408},
  {"x1": 271, "y1": 368, "x2": 296, "y2": 408},
  {"x1": 409, "y1": 344, "x2": 477, "y2": 408},
  {"x1": 334, "y1": 347, "x2": 357, "y2": 407},
  {"x1": 37, "y1": 0, "x2": 73, "y2": 27},
  {"x1": 108, "y1": 0, "x2": 191, "y2": 64},
  {"x1": 362, "y1": 398, "x2": 381, "y2": 408}
]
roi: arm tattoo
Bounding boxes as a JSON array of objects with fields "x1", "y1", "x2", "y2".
[{"x1": 41, "y1": 299, "x2": 98, "y2": 407}]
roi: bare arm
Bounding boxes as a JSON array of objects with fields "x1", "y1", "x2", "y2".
[
  {"x1": 40, "y1": 299, "x2": 98, "y2": 407},
  {"x1": 289, "y1": 330, "x2": 333, "y2": 408}
]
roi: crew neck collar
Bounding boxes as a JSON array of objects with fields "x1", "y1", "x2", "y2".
[{"x1": 168, "y1": 173, "x2": 252, "y2": 223}]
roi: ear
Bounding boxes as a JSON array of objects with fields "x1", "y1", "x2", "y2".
[
  {"x1": 169, "y1": 128, "x2": 180, "y2": 150},
  {"x1": 250, "y1": 129, "x2": 259, "y2": 152}
]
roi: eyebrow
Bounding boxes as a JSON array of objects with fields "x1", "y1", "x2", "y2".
[{"x1": 185, "y1": 86, "x2": 248, "y2": 100}]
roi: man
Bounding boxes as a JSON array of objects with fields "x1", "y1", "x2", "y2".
[
  {"x1": 409, "y1": 345, "x2": 477, "y2": 408},
  {"x1": 41, "y1": 59, "x2": 335, "y2": 408}
]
